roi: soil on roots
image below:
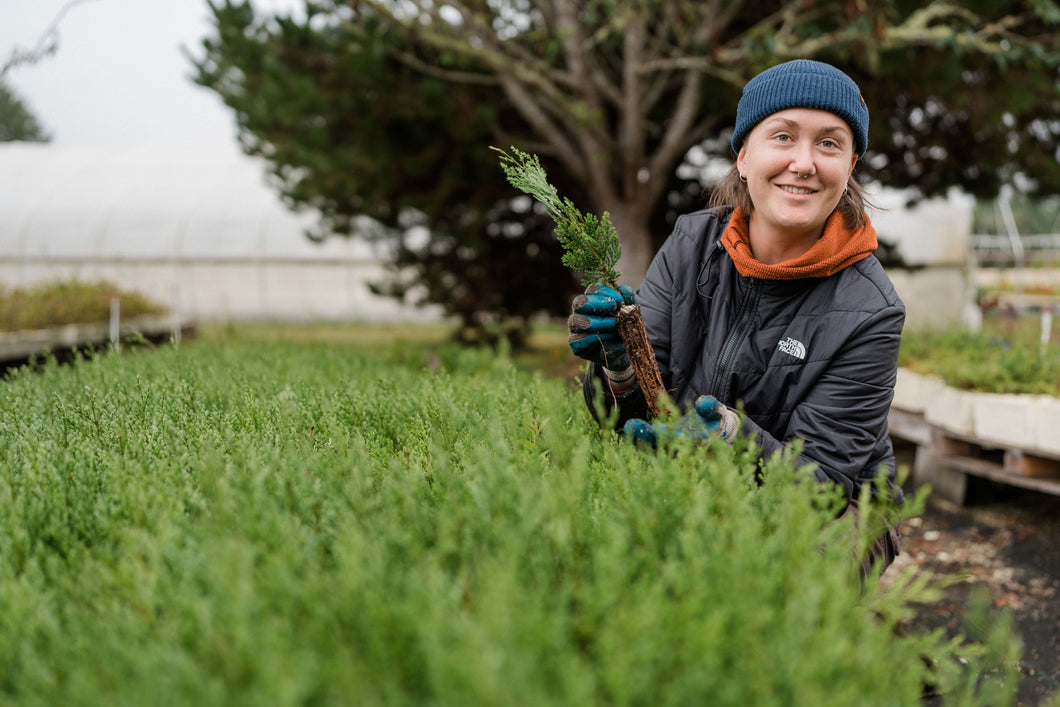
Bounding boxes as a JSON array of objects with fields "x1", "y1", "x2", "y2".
[{"x1": 616, "y1": 303, "x2": 666, "y2": 415}]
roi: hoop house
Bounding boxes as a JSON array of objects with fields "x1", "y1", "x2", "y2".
[{"x1": 0, "y1": 141, "x2": 439, "y2": 324}]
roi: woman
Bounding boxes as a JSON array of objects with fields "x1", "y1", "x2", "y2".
[{"x1": 568, "y1": 59, "x2": 904, "y2": 574}]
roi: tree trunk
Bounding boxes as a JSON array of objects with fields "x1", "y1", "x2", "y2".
[{"x1": 607, "y1": 205, "x2": 655, "y2": 288}]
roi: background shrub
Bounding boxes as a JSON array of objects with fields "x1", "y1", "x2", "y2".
[{"x1": 0, "y1": 280, "x2": 168, "y2": 332}]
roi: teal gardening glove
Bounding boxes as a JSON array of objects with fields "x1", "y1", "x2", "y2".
[
  {"x1": 568, "y1": 284, "x2": 636, "y2": 387},
  {"x1": 624, "y1": 395, "x2": 742, "y2": 447}
]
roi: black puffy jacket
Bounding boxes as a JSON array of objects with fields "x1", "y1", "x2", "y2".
[{"x1": 584, "y1": 207, "x2": 906, "y2": 502}]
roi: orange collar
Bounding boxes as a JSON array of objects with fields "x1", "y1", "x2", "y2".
[{"x1": 720, "y1": 207, "x2": 878, "y2": 280}]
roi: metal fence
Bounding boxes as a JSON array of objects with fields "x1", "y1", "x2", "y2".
[{"x1": 971, "y1": 234, "x2": 1060, "y2": 265}]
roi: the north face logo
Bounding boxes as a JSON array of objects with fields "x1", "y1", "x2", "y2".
[{"x1": 777, "y1": 337, "x2": 806, "y2": 360}]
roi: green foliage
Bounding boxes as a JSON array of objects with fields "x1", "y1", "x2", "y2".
[
  {"x1": 0, "y1": 79, "x2": 49, "y2": 143},
  {"x1": 494, "y1": 146, "x2": 622, "y2": 286},
  {"x1": 0, "y1": 280, "x2": 168, "y2": 332},
  {"x1": 194, "y1": 2, "x2": 508, "y2": 238},
  {"x1": 193, "y1": 0, "x2": 1060, "y2": 334},
  {"x1": 899, "y1": 318, "x2": 1060, "y2": 395},
  {"x1": 0, "y1": 327, "x2": 1026, "y2": 705},
  {"x1": 192, "y1": 1, "x2": 579, "y2": 345}
]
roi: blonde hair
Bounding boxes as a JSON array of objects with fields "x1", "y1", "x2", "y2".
[{"x1": 708, "y1": 164, "x2": 872, "y2": 231}]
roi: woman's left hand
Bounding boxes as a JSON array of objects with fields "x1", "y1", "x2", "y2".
[{"x1": 623, "y1": 396, "x2": 741, "y2": 447}]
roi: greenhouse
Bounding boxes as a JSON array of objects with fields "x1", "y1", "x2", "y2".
[
  {"x1": 1, "y1": 140, "x2": 981, "y2": 331},
  {"x1": 0, "y1": 141, "x2": 440, "y2": 324}
]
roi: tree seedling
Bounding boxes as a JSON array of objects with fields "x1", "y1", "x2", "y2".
[{"x1": 493, "y1": 146, "x2": 666, "y2": 414}]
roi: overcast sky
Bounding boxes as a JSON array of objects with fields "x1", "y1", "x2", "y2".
[{"x1": 2, "y1": 0, "x2": 298, "y2": 145}]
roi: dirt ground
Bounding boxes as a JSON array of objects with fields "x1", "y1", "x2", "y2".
[{"x1": 888, "y1": 475, "x2": 1060, "y2": 706}]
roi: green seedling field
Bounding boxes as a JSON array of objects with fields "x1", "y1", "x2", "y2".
[{"x1": 0, "y1": 329, "x2": 1024, "y2": 705}]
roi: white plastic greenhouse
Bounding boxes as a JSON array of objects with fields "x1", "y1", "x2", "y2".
[
  {"x1": 0, "y1": 141, "x2": 441, "y2": 324},
  {"x1": 1, "y1": 140, "x2": 976, "y2": 331}
]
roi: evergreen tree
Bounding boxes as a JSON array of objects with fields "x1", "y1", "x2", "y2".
[
  {"x1": 192, "y1": 1, "x2": 1060, "y2": 341},
  {"x1": 0, "y1": 80, "x2": 49, "y2": 143}
]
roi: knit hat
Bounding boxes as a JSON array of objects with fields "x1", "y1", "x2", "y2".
[{"x1": 731, "y1": 60, "x2": 869, "y2": 157}]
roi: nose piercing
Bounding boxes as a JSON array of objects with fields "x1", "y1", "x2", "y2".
[{"x1": 798, "y1": 172, "x2": 810, "y2": 180}]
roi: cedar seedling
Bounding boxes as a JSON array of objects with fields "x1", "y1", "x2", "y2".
[
  {"x1": 493, "y1": 146, "x2": 666, "y2": 414},
  {"x1": 492, "y1": 147, "x2": 620, "y2": 287}
]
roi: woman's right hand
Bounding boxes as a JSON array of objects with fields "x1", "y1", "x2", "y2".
[{"x1": 567, "y1": 284, "x2": 635, "y2": 373}]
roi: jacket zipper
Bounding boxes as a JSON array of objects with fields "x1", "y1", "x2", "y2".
[{"x1": 711, "y1": 278, "x2": 761, "y2": 402}]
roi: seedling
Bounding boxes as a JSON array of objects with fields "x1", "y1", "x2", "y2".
[{"x1": 493, "y1": 146, "x2": 666, "y2": 414}]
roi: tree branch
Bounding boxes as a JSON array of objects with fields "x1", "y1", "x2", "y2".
[
  {"x1": 644, "y1": 5, "x2": 732, "y2": 191},
  {"x1": 497, "y1": 74, "x2": 589, "y2": 183},
  {"x1": 388, "y1": 49, "x2": 500, "y2": 85},
  {"x1": 621, "y1": 15, "x2": 647, "y2": 197},
  {"x1": 1, "y1": 0, "x2": 104, "y2": 77},
  {"x1": 552, "y1": 1, "x2": 613, "y2": 200},
  {"x1": 637, "y1": 3, "x2": 1046, "y2": 80}
]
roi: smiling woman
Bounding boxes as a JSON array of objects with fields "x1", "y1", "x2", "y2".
[
  {"x1": 736, "y1": 109, "x2": 858, "y2": 261},
  {"x1": 572, "y1": 59, "x2": 905, "y2": 578}
]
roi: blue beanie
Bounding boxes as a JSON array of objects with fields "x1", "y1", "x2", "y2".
[{"x1": 731, "y1": 60, "x2": 869, "y2": 157}]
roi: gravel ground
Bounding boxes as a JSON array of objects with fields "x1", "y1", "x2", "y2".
[{"x1": 888, "y1": 476, "x2": 1060, "y2": 706}]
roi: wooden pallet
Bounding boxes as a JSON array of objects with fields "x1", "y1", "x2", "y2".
[
  {"x1": 1005, "y1": 449, "x2": 1060, "y2": 478},
  {"x1": 888, "y1": 408, "x2": 1060, "y2": 505}
]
